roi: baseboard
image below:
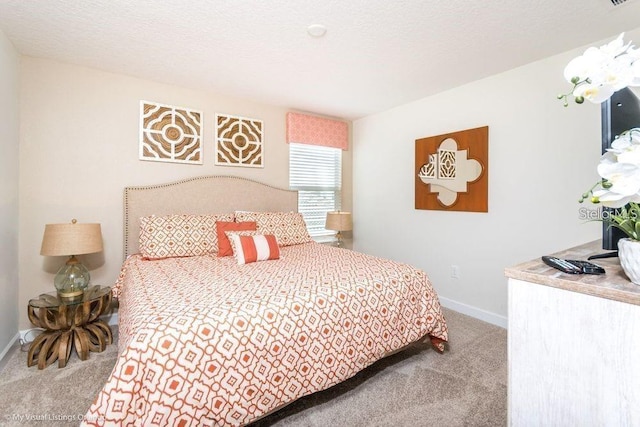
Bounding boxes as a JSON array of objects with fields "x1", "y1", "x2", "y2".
[
  {"x1": 439, "y1": 296, "x2": 508, "y2": 329},
  {"x1": 104, "y1": 312, "x2": 118, "y2": 327},
  {"x1": 0, "y1": 332, "x2": 20, "y2": 368}
]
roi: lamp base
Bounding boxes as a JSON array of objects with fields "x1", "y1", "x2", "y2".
[
  {"x1": 54, "y1": 255, "x2": 90, "y2": 301},
  {"x1": 57, "y1": 289, "x2": 84, "y2": 301}
]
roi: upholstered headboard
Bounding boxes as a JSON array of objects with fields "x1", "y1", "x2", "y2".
[{"x1": 123, "y1": 175, "x2": 298, "y2": 258}]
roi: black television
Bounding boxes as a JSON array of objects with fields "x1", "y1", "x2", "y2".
[{"x1": 598, "y1": 87, "x2": 640, "y2": 256}]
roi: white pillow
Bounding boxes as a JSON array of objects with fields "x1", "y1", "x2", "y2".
[{"x1": 234, "y1": 211, "x2": 312, "y2": 247}]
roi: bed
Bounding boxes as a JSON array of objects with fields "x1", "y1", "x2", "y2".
[{"x1": 84, "y1": 176, "x2": 448, "y2": 426}]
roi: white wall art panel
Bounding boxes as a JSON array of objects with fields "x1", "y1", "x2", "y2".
[
  {"x1": 215, "y1": 114, "x2": 264, "y2": 168},
  {"x1": 139, "y1": 100, "x2": 203, "y2": 164}
]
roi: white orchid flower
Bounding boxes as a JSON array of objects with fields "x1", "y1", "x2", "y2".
[
  {"x1": 607, "y1": 58, "x2": 635, "y2": 90},
  {"x1": 573, "y1": 82, "x2": 616, "y2": 103},
  {"x1": 588, "y1": 129, "x2": 640, "y2": 207},
  {"x1": 592, "y1": 189, "x2": 640, "y2": 208},
  {"x1": 564, "y1": 52, "x2": 606, "y2": 84},
  {"x1": 613, "y1": 138, "x2": 640, "y2": 164},
  {"x1": 617, "y1": 149, "x2": 640, "y2": 165},
  {"x1": 607, "y1": 171, "x2": 640, "y2": 197},
  {"x1": 598, "y1": 33, "x2": 631, "y2": 57},
  {"x1": 569, "y1": 36, "x2": 640, "y2": 206},
  {"x1": 596, "y1": 160, "x2": 640, "y2": 206},
  {"x1": 632, "y1": 61, "x2": 640, "y2": 86},
  {"x1": 561, "y1": 33, "x2": 639, "y2": 106},
  {"x1": 610, "y1": 128, "x2": 640, "y2": 152},
  {"x1": 628, "y1": 47, "x2": 640, "y2": 85}
]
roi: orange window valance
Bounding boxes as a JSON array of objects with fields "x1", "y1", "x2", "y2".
[{"x1": 286, "y1": 112, "x2": 348, "y2": 150}]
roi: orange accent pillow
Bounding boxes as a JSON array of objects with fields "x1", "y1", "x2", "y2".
[{"x1": 216, "y1": 221, "x2": 257, "y2": 256}]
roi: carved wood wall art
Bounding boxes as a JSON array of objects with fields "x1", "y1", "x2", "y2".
[
  {"x1": 415, "y1": 126, "x2": 488, "y2": 212},
  {"x1": 139, "y1": 101, "x2": 203, "y2": 164},
  {"x1": 215, "y1": 114, "x2": 264, "y2": 168}
]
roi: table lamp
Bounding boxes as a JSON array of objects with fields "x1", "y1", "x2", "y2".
[
  {"x1": 40, "y1": 219, "x2": 103, "y2": 300},
  {"x1": 325, "y1": 211, "x2": 353, "y2": 247}
]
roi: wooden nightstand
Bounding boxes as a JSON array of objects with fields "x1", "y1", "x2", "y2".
[{"x1": 27, "y1": 285, "x2": 113, "y2": 369}]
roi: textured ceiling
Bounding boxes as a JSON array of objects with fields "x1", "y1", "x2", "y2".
[{"x1": 1, "y1": 0, "x2": 640, "y2": 119}]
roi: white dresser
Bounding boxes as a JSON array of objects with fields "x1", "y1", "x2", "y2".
[{"x1": 505, "y1": 241, "x2": 640, "y2": 427}]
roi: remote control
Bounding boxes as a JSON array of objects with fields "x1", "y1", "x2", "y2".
[
  {"x1": 565, "y1": 259, "x2": 606, "y2": 275},
  {"x1": 542, "y1": 256, "x2": 582, "y2": 274},
  {"x1": 541, "y1": 256, "x2": 605, "y2": 275}
]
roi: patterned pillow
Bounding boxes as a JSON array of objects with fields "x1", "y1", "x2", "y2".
[
  {"x1": 234, "y1": 211, "x2": 312, "y2": 246},
  {"x1": 139, "y1": 213, "x2": 234, "y2": 259},
  {"x1": 215, "y1": 221, "x2": 257, "y2": 257},
  {"x1": 227, "y1": 232, "x2": 280, "y2": 265}
]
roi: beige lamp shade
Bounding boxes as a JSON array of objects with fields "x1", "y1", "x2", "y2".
[
  {"x1": 325, "y1": 211, "x2": 353, "y2": 232},
  {"x1": 40, "y1": 219, "x2": 103, "y2": 256}
]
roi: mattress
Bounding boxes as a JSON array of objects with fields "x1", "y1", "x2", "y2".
[{"x1": 84, "y1": 242, "x2": 448, "y2": 426}]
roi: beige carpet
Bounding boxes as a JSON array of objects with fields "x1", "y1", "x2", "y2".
[{"x1": 0, "y1": 309, "x2": 506, "y2": 426}]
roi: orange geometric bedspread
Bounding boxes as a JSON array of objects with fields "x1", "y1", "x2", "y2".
[{"x1": 84, "y1": 243, "x2": 448, "y2": 426}]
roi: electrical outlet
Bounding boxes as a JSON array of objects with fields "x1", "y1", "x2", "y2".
[{"x1": 451, "y1": 265, "x2": 460, "y2": 279}]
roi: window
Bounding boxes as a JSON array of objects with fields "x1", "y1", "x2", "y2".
[{"x1": 289, "y1": 143, "x2": 342, "y2": 238}]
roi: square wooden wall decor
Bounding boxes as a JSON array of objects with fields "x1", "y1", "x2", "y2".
[
  {"x1": 139, "y1": 101, "x2": 203, "y2": 164},
  {"x1": 415, "y1": 126, "x2": 488, "y2": 212},
  {"x1": 215, "y1": 114, "x2": 264, "y2": 168}
]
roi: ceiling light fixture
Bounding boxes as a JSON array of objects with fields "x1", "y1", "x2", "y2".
[{"x1": 307, "y1": 24, "x2": 327, "y2": 38}]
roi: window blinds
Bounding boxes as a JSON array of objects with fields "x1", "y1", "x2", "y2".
[{"x1": 289, "y1": 143, "x2": 342, "y2": 237}]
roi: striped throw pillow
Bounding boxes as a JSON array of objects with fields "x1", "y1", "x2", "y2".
[
  {"x1": 215, "y1": 221, "x2": 257, "y2": 257},
  {"x1": 227, "y1": 233, "x2": 280, "y2": 265}
]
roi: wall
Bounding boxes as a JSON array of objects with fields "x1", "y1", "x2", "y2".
[
  {"x1": 0, "y1": 30, "x2": 20, "y2": 354},
  {"x1": 353, "y1": 28, "x2": 640, "y2": 326},
  {"x1": 18, "y1": 57, "x2": 352, "y2": 330}
]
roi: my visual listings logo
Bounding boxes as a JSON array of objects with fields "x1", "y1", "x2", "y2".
[{"x1": 4, "y1": 413, "x2": 105, "y2": 423}]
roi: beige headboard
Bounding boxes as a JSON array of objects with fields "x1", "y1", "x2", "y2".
[{"x1": 123, "y1": 175, "x2": 298, "y2": 259}]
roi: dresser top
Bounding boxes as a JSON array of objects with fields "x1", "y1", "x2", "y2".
[{"x1": 505, "y1": 240, "x2": 640, "y2": 306}]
